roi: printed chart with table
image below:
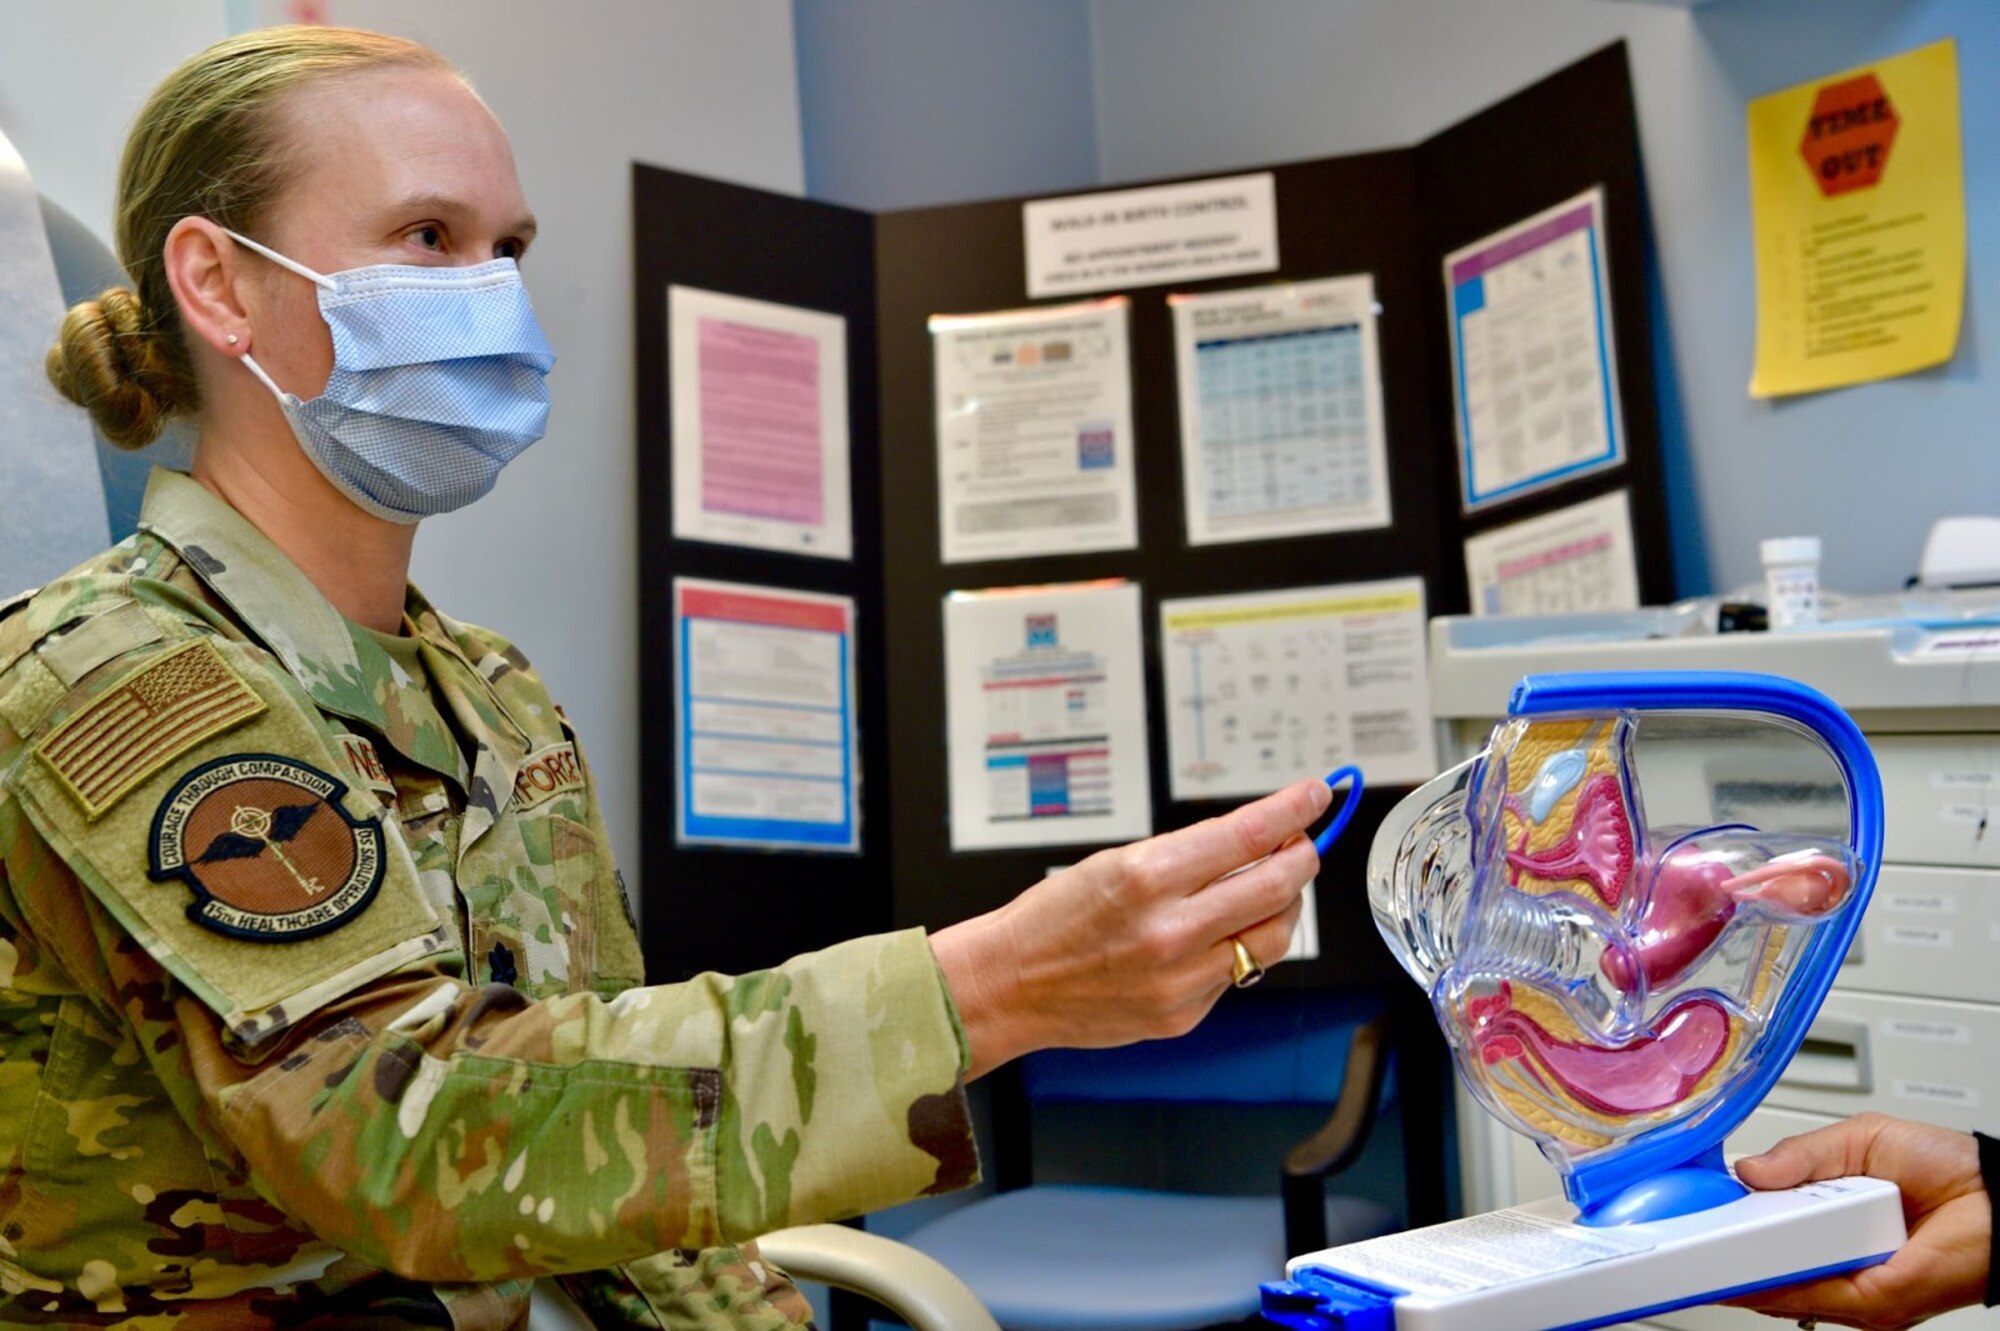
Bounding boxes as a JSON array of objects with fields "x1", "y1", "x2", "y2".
[
  {"x1": 1172, "y1": 275, "x2": 1391, "y2": 546},
  {"x1": 672, "y1": 578, "x2": 860, "y2": 851}
]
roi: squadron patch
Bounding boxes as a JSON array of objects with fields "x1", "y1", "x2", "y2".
[
  {"x1": 149, "y1": 754, "x2": 385, "y2": 942},
  {"x1": 36, "y1": 638, "x2": 265, "y2": 820}
]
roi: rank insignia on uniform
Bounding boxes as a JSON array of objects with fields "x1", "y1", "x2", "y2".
[
  {"x1": 35, "y1": 638, "x2": 265, "y2": 820},
  {"x1": 149, "y1": 754, "x2": 385, "y2": 942}
]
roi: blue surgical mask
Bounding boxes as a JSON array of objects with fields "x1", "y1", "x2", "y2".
[{"x1": 223, "y1": 227, "x2": 556, "y2": 523}]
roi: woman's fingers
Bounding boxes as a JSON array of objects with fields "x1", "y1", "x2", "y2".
[
  {"x1": 1225, "y1": 892, "x2": 1307, "y2": 977},
  {"x1": 932, "y1": 780, "x2": 1337, "y2": 1076},
  {"x1": 1727, "y1": 1245, "x2": 1978, "y2": 1329},
  {"x1": 1728, "y1": 1116, "x2": 1991, "y2": 1328},
  {"x1": 1725, "y1": 1271, "x2": 1875, "y2": 1325},
  {"x1": 1737, "y1": 1113, "x2": 1983, "y2": 1216},
  {"x1": 1121, "y1": 778, "x2": 1330, "y2": 902},
  {"x1": 1179, "y1": 830, "x2": 1320, "y2": 946}
]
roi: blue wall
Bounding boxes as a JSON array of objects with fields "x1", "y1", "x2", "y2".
[
  {"x1": 797, "y1": 0, "x2": 1999, "y2": 599},
  {"x1": 793, "y1": 0, "x2": 1099, "y2": 210},
  {"x1": 1088, "y1": 0, "x2": 2000, "y2": 598}
]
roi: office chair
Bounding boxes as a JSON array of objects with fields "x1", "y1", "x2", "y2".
[
  {"x1": 25, "y1": 190, "x2": 191, "y2": 554},
  {"x1": 896, "y1": 987, "x2": 1398, "y2": 1331},
  {"x1": 526, "y1": 1230, "x2": 999, "y2": 1331}
]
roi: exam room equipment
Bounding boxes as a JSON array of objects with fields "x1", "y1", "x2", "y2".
[
  {"x1": 1421, "y1": 610, "x2": 2000, "y2": 1331},
  {"x1": 1264, "y1": 668, "x2": 1904, "y2": 1331}
]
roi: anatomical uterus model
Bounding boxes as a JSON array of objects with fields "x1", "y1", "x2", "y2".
[{"x1": 1459, "y1": 730, "x2": 1850, "y2": 1139}]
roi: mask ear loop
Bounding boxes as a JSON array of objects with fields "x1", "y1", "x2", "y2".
[
  {"x1": 217, "y1": 227, "x2": 338, "y2": 403},
  {"x1": 219, "y1": 226, "x2": 340, "y2": 291},
  {"x1": 236, "y1": 350, "x2": 289, "y2": 402}
]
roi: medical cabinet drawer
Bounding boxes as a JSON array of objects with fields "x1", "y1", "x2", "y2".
[
  {"x1": 1767, "y1": 990, "x2": 1997, "y2": 1130},
  {"x1": 1874, "y1": 735, "x2": 2000, "y2": 868},
  {"x1": 1840, "y1": 863, "x2": 2000, "y2": 1003}
]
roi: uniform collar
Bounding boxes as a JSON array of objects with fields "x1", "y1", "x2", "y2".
[
  {"x1": 138, "y1": 468, "x2": 399, "y2": 722},
  {"x1": 136, "y1": 469, "x2": 525, "y2": 798},
  {"x1": 402, "y1": 585, "x2": 533, "y2": 846}
]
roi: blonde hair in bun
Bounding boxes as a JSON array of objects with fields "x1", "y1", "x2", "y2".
[
  {"x1": 45, "y1": 286, "x2": 184, "y2": 451},
  {"x1": 45, "y1": 25, "x2": 449, "y2": 450}
]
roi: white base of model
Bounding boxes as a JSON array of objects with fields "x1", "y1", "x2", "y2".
[{"x1": 1272, "y1": 1175, "x2": 1905, "y2": 1331}]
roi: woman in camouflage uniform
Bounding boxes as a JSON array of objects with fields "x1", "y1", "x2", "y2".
[{"x1": 0, "y1": 26, "x2": 1327, "y2": 1329}]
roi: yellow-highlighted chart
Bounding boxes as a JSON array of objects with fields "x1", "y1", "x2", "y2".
[
  {"x1": 1158, "y1": 577, "x2": 1435, "y2": 800},
  {"x1": 1748, "y1": 37, "x2": 1965, "y2": 398}
]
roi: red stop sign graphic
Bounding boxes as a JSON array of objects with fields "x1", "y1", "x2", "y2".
[{"x1": 1800, "y1": 73, "x2": 1898, "y2": 197}]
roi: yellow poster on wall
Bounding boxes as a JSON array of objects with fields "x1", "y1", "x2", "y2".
[{"x1": 1747, "y1": 37, "x2": 1964, "y2": 398}]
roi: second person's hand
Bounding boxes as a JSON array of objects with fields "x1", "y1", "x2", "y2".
[{"x1": 1725, "y1": 1113, "x2": 1990, "y2": 1328}]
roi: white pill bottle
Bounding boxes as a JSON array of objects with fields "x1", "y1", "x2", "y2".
[{"x1": 1760, "y1": 536, "x2": 1822, "y2": 629}]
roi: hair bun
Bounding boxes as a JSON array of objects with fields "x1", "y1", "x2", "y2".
[{"x1": 45, "y1": 286, "x2": 184, "y2": 451}]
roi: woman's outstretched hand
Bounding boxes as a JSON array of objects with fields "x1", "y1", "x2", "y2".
[{"x1": 930, "y1": 777, "x2": 1331, "y2": 1080}]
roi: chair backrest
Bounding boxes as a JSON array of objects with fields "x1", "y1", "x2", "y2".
[
  {"x1": 37, "y1": 194, "x2": 194, "y2": 543},
  {"x1": 992, "y1": 986, "x2": 1400, "y2": 1256},
  {"x1": 1019, "y1": 987, "x2": 1388, "y2": 1108},
  {"x1": 2, "y1": 184, "x2": 196, "y2": 605}
]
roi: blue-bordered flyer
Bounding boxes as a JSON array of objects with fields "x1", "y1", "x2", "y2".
[
  {"x1": 1445, "y1": 186, "x2": 1625, "y2": 512},
  {"x1": 672, "y1": 577, "x2": 860, "y2": 852}
]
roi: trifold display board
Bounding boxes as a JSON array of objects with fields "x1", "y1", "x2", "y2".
[{"x1": 636, "y1": 40, "x2": 1670, "y2": 1023}]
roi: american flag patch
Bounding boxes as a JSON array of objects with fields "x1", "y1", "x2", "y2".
[{"x1": 36, "y1": 639, "x2": 266, "y2": 820}]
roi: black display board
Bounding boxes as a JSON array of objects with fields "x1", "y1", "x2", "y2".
[
  {"x1": 636, "y1": 40, "x2": 1670, "y2": 1233},
  {"x1": 632, "y1": 168, "x2": 893, "y2": 982},
  {"x1": 871, "y1": 146, "x2": 1442, "y2": 985},
  {"x1": 634, "y1": 42, "x2": 1671, "y2": 985}
]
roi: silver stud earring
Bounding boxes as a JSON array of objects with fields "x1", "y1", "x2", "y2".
[{"x1": 227, "y1": 334, "x2": 239, "y2": 346}]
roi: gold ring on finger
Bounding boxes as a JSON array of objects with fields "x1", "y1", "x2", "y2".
[{"x1": 1229, "y1": 936, "x2": 1265, "y2": 988}]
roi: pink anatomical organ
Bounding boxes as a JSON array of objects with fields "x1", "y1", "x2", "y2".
[{"x1": 1468, "y1": 982, "x2": 1732, "y2": 1117}]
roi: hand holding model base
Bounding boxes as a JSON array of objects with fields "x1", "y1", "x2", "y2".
[{"x1": 1728, "y1": 1114, "x2": 1992, "y2": 1329}]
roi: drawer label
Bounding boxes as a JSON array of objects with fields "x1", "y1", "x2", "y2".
[
  {"x1": 1880, "y1": 891, "x2": 1960, "y2": 911},
  {"x1": 1882, "y1": 892, "x2": 1957, "y2": 914},
  {"x1": 1932, "y1": 770, "x2": 2000, "y2": 792},
  {"x1": 1938, "y1": 804, "x2": 1993, "y2": 828},
  {"x1": 1883, "y1": 1019, "x2": 1972, "y2": 1044},
  {"x1": 1884, "y1": 925, "x2": 1954, "y2": 948},
  {"x1": 1895, "y1": 1080, "x2": 1980, "y2": 1108}
]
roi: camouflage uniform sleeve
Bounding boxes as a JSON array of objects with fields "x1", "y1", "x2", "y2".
[
  {"x1": 567, "y1": 719, "x2": 650, "y2": 999},
  {"x1": 557, "y1": 1243, "x2": 817, "y2": 1329},
  {"x1": 1, "y1": 627, "x2": 977, "y2": 1286}
]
